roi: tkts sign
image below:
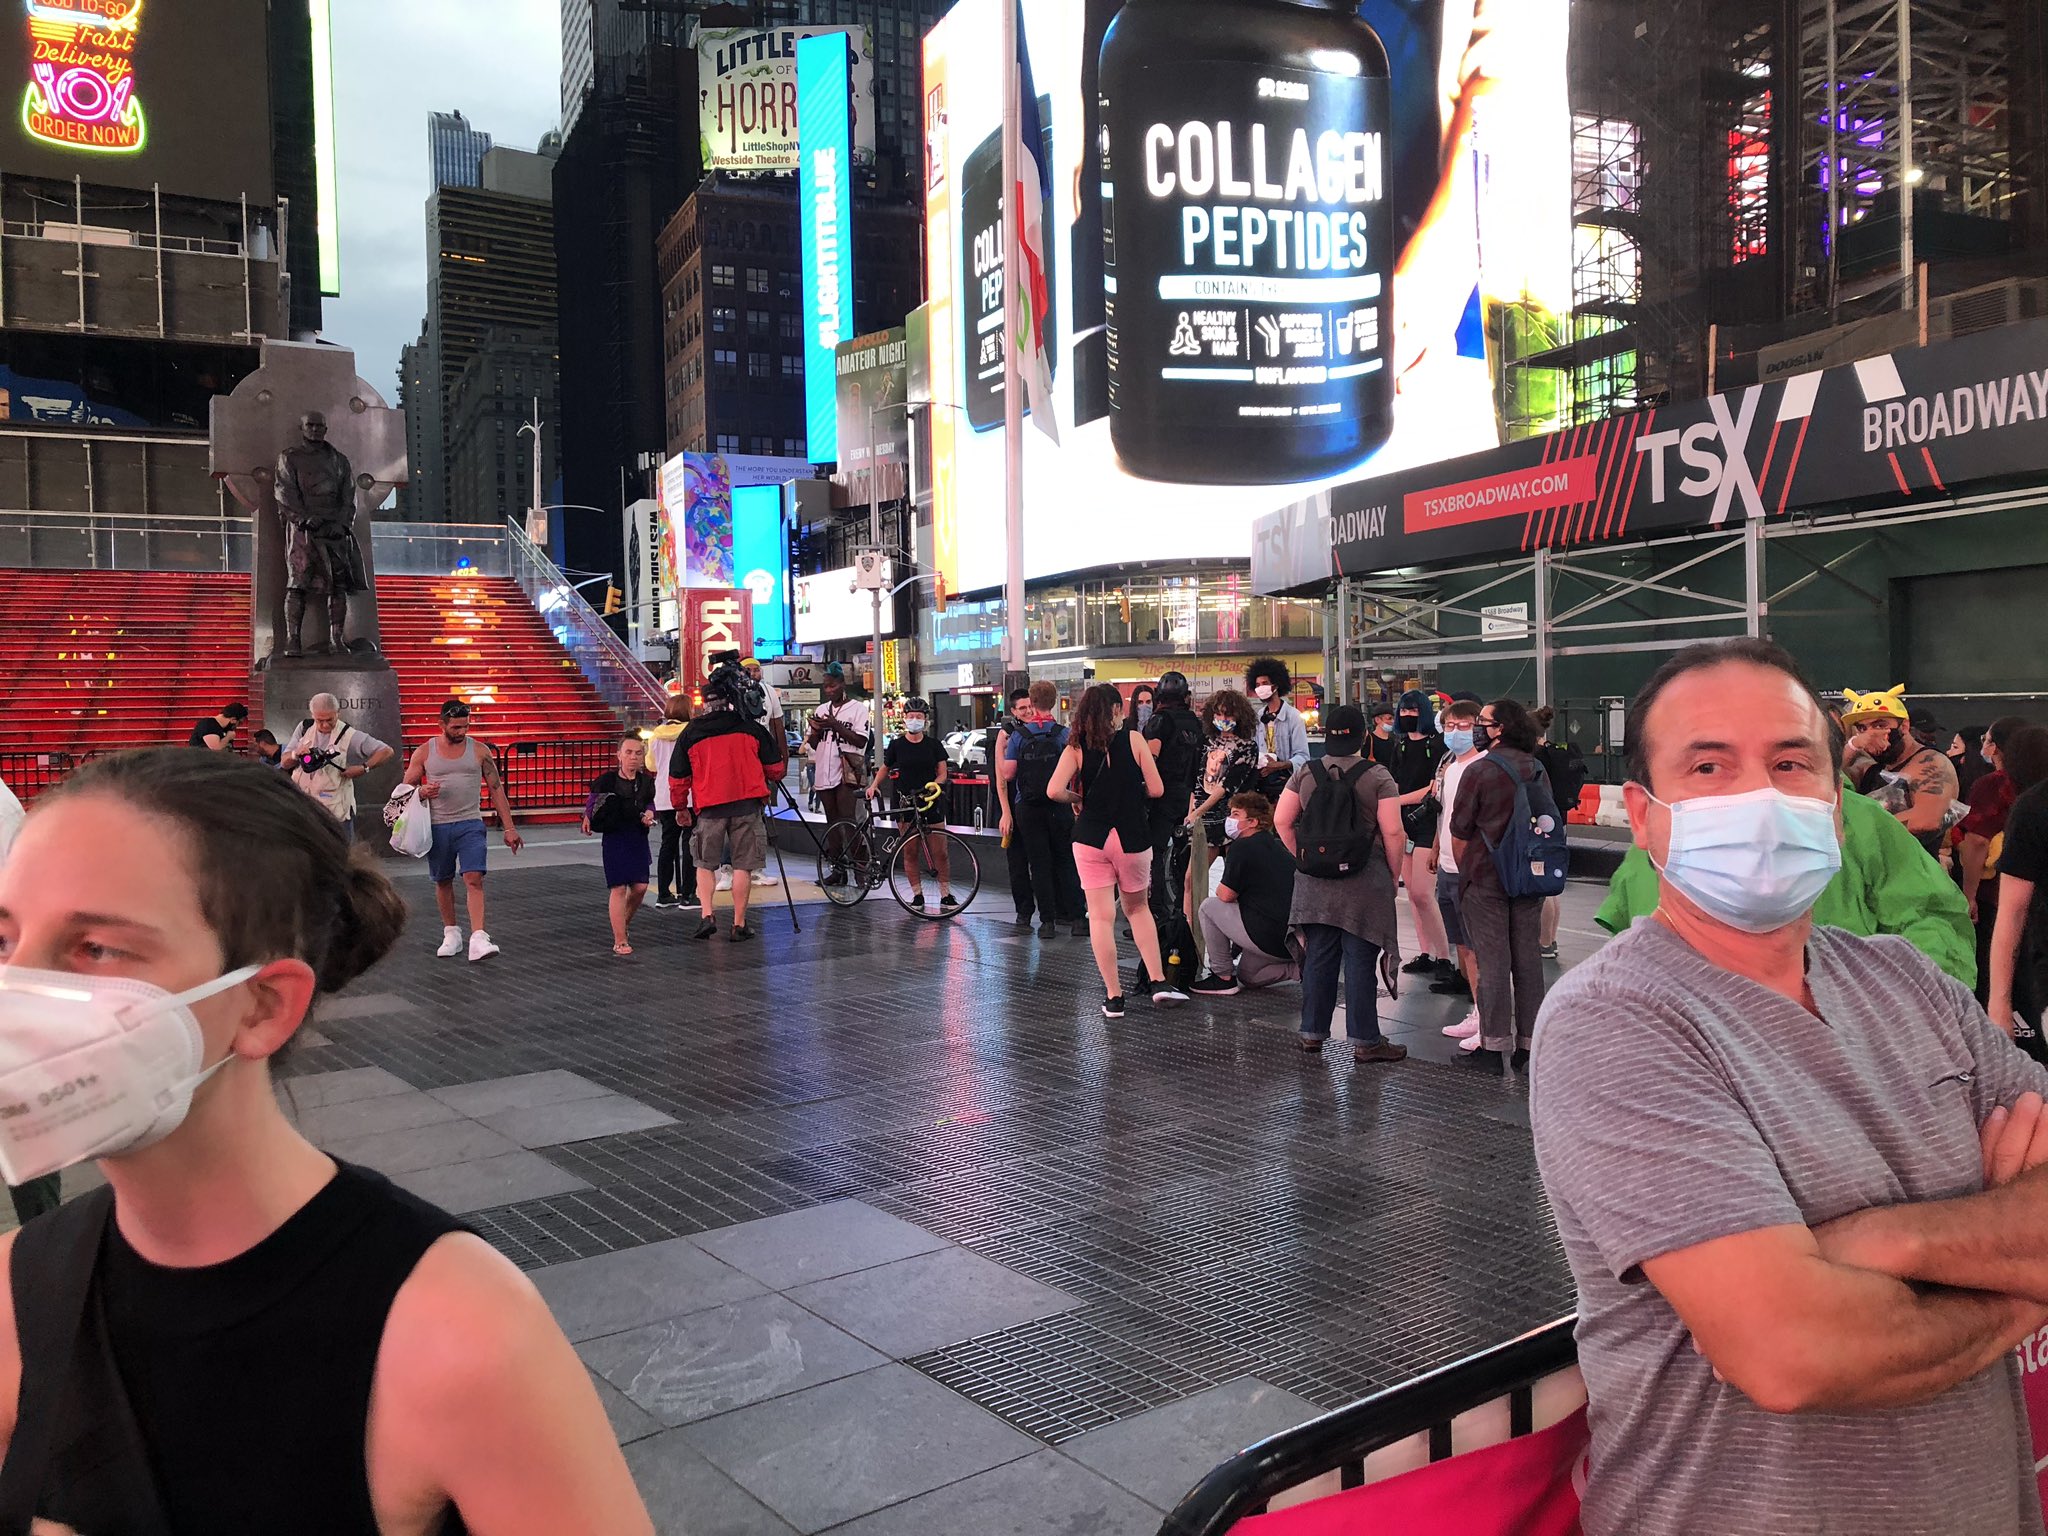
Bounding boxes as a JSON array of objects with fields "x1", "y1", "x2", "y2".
[
  {"x1": 1254, "y1": 317, "x2": 2048, "y2": 588},
  {"x1": 680, "y1": 589, "x2": 754, "y2": 693}
]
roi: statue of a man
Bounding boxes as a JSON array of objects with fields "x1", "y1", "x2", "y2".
[{"x1": 274, "y1": 411, "x2": 370, "y2": 656}]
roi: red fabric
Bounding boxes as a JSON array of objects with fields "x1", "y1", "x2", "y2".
[
  {"x1": 671, "y1": 715, "x2": 785, "y2": 810},
  {"x1": 2020, "y1": 1330, "x2": 2048, "y2": 1508},
  {"x1": 1961, "y1": 771, "x2": 2016, "y2": 842},
  {"x1": 1235, "y1": 1409, "x2": 1587, "y2": 1536}
]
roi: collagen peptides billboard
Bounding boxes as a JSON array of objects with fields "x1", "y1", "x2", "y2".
[
  {"x1": 1, "y1": 0, "x2": 275, "y2": 203},
  {"x1": 922, "y1": 0, "x2": 1570, "y2": 595}
]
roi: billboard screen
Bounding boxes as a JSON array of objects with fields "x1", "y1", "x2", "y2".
[
  {"x1": 795, "y1": 564, "x2": 896, "y2": 645},
  {"x1": 835, "y1": 325, "x2": 909, "y2": 501},
  {"x1": 732, "y1": 483, "x2": 789, "y2": 658},
  {"x1": 0, "y1": 0, "x2": 276, "y2": 204},
  {"x1": 798, "y1": 30, "x2": 855, "y2": 463},
  {"x1": 922, "y1": 0, "x2": 1571, "y2": 595},
  {"x1": 697, "y1": 23, "x2": 875, "y2": 173}
]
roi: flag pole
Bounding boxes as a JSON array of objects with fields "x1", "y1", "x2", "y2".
[{"x1": 999, "y1": 0, "x2": 1028, "y2": 689}]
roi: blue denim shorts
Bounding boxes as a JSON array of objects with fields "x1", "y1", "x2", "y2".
[{"x1": 428, "y1": 818, "x2": 489, "y2": 883}]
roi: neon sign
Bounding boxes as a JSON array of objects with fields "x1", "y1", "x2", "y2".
[{"x1": 20, "y1": 0, "x2": 146, "y2": 157}]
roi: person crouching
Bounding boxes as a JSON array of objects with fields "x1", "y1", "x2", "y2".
[{"x1": 1187, "y1": 793, "x2": 1302, "y2": 995}]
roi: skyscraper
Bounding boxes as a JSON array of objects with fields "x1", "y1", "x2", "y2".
[{"x1": 429, "y1": 109, "x2": 494, "y2": 191}]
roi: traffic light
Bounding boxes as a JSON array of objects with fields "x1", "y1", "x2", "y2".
[
  {"x1": 603, "y1": 584, "x2": 623, "y2": 616},
  {"x1": 933, "y1": 575, "x2": 948, "y2": 615}
]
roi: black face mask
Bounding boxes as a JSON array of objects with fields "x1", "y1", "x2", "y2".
[{"x1": 1397, "y1": 714, "x2": 1420, "y2": 733}]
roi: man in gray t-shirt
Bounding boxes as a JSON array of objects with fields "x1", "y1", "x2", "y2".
[{"x1": 1533, "y1": 639, "x2": 2048, "y2": 1536}]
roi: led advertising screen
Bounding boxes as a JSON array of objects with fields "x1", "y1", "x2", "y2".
[
  {"x1": 921, "y1": 0, "x2": 1571, "y2": 595},
  {"x1": 795, "y1": 563, "x2": 896, "y2": 646},
  {"x1": 698, "y1": 23, "x2": 874, "y2": 173},
  {"x1": 0, "y1": 0, "x2": 276, "y2": 204},
  {"x1": 798, "y1": 29, "x2": 855, "y2": 463},
  {"x1": 835, "y1": 325, "x2": 909, "y2": 504},
  {"x1": 732, "y1": 483, "x2": 790, "y2": 658}
]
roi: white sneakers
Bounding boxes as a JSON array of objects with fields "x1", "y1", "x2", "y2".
[
  {"x1": 714, "y1": 867, "x2": 735, "y2": 892},
  {"x1": 439, "y1": 927, "x2": 500, "y2": 962},
  {"x1": 753, "y1": 869, "x2": 780, "y2": 887},
  {"x1": 1443, "y1": 1009, "x2": 1480, "y2": 1040}
]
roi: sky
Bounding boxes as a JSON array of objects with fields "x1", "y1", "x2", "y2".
[{"x1": 320, "y1": 0, "x2": 563, "y2": 401}]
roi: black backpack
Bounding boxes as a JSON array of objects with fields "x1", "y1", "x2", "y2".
[
  {"x1": 1153, "y1": 708, "x2": 1204, "y2": 797},
  {"x1": 1013, "y1": 723, "x2": 1066, "y2": 805},
  {"x1": 1295, "y1": 760, "x2": 1379, "y2": 878}
]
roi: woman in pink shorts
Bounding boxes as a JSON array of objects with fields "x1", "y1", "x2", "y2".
[{"x1": 1048, "y1": 684, "x2": 1188, "y2": 1017}]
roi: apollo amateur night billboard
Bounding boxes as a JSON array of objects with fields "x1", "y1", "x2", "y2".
[{"x1": 1252, "y1": 317, "x2": 2048, "y2": 592}]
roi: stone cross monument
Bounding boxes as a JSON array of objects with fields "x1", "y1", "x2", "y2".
[{"x1": 211, "y1": 341, "x2": 410, "y2": 850}]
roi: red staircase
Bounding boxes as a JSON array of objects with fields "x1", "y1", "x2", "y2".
[
  {"x1": 375, "y1": 574, "x2": 622, "y2": 744},
  {"x1": 0, "y1": 571, "x2": 629, "y2": 808},
  {"x1": 0, "y1": 570, "x2": 252, "y2": 759}
]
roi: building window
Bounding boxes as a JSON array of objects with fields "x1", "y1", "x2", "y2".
[
  {"x1": 712, "y1": 263, "x2": 734, "y2": 286},
  {"x1": 712, "y1": 306, "x2": 736, "y2": 333},
  {"x1": 780, "y1": 354, "x2": 801, "y2": 377},
  {"x1": 716, "y1": 433, "x2": 740, "y2": 454},
  {"x1": 782, "y1": 437, "x2": 803, "y2": 457},
  {"x1": 746, "y1": 266, "x2": 769, "y2": 294},
  {"x1": 778, "y1": 312, "x2": 801, "y2": 341},
  {"x1": 749, "y1": 436, "x2": 773, "y2": 455},
  {"x1": 746, "y1": 310, "x2": 772, "y2": 338},
  {"x1": 748, "y1": 352, "x2": 771, "y2": 379},
  {"x1": 714, "y1": 348, "x2": 737, "y2": 371}
]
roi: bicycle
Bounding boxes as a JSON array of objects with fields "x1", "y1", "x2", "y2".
[{"x1": 816, "y1": 781, "x2": 982, "y2": 919}]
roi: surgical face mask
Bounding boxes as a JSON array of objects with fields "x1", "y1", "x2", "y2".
[
  {"x1": 1215, "y1": 718, "x2": 1236, "y2": 734},
  {"x1": 904, "y1": 718, "x2": 927, "y2": 737},
  {"x1": 1444, "y1": 728, "x2": 1475, "y2": 755},
  {"x1": 1645, "y1": 785, "x2": 1842, "y2": 934},
  {"x1": 1223, "y1": 815, "x2": 1244, "y2": 840},
  {"x1": 1254, "y1": 684, "x2": 1275, "y2": 702},
  {"x1": 0, "y1": 963, "x2": 258, "y2": 1183},
  {"x1": 1373, "y1": 719, "x2": 1393, "y2": 736},
  {"x1": 1136, "y1": 704, "x2": 1153, "y2": 727}
]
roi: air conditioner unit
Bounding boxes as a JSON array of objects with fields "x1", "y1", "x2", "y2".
[{"x1": 1930, "y1": 277, "x2": 2048, "y2": 341}]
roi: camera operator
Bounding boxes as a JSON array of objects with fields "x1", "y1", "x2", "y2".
[
  {"x1": 673, "y1": 659, "x2": 787, "y2": 942},
  {"x1": 281, "y1": 692, "x2": 394, "y2": 842}
]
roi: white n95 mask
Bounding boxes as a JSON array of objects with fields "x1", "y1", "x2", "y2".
[
  {"x1": 1647, "y1": 786, "x2": 1841, "y2": 934},
  {"x1": 0, "y1": 964, "x2": 257, "y2": 1184}
]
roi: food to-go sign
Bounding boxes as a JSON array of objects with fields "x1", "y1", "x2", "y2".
[{"x1": 697, "y1": 24, "x2": 875, "y2": 172}]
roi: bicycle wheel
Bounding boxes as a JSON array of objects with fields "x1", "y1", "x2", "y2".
[
  {"x1": 816, "y1": 821, "x2": 875, "y2": 906},
  {"x1": 888, "y1": 827, "x2": 982, "y2": 919}
]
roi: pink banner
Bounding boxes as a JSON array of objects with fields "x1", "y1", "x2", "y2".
[{"x1": 1236, "y1": 1410, "x2": 1588, "y2": 1536}]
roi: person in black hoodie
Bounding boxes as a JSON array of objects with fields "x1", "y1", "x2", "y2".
[
  {"x1": 1387, "y1": 688, "x2": 1453, "y2": 979},
  {"x1": 1138, "y1": 670, "x2": 1206, "y2": 982}
]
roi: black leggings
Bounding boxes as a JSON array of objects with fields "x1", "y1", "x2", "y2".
[{"x1": 656, "y1": 809, "x2": 692, "y2": 898}]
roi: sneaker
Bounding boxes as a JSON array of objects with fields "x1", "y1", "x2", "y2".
[
  {"x1": 938, "y1": 896, "x2": 961, "y2": 915},
  {"x1": 1187, "y1": 973, "x2": 1242, "y2": 996},
  {"x1": 436, "y1": 927, "x2": 462, "y2": 958},
  {"x1": 1101, "y1": 994, "x2": 1126, "y2": 1019},
  {"x1": 692, "y1": 918, "x2": 717, "y2": 941},
  {"x1": 729, "y1": 924, "x2": 755, "y2": 943},
  {"x1": 653, "y1": 893, "x2": 677, "y2": 910},
  {"x1": 714, "y1": 867, "x2": 734, "y2": 892},
  {"x1": 1070, "y1": 920, "x2": 1088, "y2": 938},
  {"x1": 1150, "y1": 984, "x2": 1188, "y2": 1008},
  {"x1": 1400, "y1": 953, "x2": 1438, "y2": 975},
  {"x1": 1041, "y1": 922, "x2": 1059, "y2": 939},
  {"x1": 1013, "y1": 913, "x2": 1036, "y2": 928},
  {"x1": 1539, "y1": 942, "x2": 1560, "y2": 960},
  {"x1": 1353, "y1": 1041, "x2": 1408, "y2": 1064},
  {"x1": 467, "y1": 931, "x2": 499, "y2": 963},
  {"x1": 910, "y1": 894, "x2": 927, "y2": 911},
  {"x1": 1443, "y1": 1010, "x2": 1480, "y2": 1039},
  {"x1": 822, "y1": 869, "x2": 848, "y2": 888},
  {"x1": 1429, "y1": 972, "x2": 1472, "y2": 996},
  {"x1": 1459, "y1": 1033, "x2": 1487, "y2": 1054},
  {"x1": 1511, "y1": 1048, "x2": 1531, "y2": 1073},
  {"x1": 753, "y1": 870, "x2": 780, "y2": 887},
  {"x1": 678, "y1": 891, "x2": 702, "y2": 909}
]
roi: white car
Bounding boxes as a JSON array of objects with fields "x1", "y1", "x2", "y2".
[{"x1": 943, "y1": 730, "x2": 975, "y2": 766}]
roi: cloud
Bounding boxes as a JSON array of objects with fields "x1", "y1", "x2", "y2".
[{"x1": 319, "y1": 0, "x2": 561, "y2": 401}]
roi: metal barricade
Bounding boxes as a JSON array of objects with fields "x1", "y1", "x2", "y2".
[
  {"x1": 488, "y1": 738, "x2": 623, "y2": 815},
  {"x1": 1157, "y1": 1319, "x2": 1580, "y2": 1536}
]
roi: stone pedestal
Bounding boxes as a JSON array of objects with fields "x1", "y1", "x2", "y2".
[{"x1": 262, "y1": 655, "x2": 406, "y2": 856}]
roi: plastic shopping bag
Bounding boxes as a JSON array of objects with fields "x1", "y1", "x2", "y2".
[{"x1": 385, "y1": 786, "x2": 432, "y2": 858}]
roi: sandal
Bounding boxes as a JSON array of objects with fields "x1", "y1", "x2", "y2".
[{"x1": 612, "y1": 942, "x2": 634, "y2": 956}]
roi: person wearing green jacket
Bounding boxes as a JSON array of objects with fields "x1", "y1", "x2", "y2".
[{"x1": 1596, "y1": 777, "x2": 1977, "y2": 987}]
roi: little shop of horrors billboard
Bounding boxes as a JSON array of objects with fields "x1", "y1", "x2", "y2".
[{"x1": 1253, "y1": 317, "x2": 2048, "y2": 592}]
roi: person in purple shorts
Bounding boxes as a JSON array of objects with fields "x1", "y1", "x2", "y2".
[{"x1": 584, "y1": 734, "x2": 658, "y2": 956}]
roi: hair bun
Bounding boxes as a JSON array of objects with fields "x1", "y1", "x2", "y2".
[{"x1": 318, "y1": 851, "x2": 408, "y2": 994}]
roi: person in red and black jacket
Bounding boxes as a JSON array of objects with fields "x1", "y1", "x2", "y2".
[{"x1": 671, "y1": 663, "x2": 787, "y2": 942}]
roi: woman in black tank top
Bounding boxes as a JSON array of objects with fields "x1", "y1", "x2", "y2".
[
  {"x1": 0, "y1": 750, "x2": 651, "y2": 1535},
  {"x1": 1048, "y1": 684, "x2": 1187, "y2": 1017}
]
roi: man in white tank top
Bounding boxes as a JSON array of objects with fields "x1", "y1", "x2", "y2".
[{"x1": 403, "y1": 699, "x2": 523, "y2": 960}]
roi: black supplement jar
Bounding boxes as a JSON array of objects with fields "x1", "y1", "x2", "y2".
[{"x1": 1100, "y1": 0, "x2": 1394, "y2": 484}]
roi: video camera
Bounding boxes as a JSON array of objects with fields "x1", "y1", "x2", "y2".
[
  {"x1": 705, "y1": 651, "x2": 768, "y2": 722},
  {"x1": 296, "y1": 745, "x2": 344, "y2": 774}
]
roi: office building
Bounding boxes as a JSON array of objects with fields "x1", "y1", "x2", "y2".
[
  {"x1": 658, "y1": 180, "x2": 920, "y2": 460},
  {"x1": 446, "y1": 326, "x2": 560, "y2": 528},
  {"x1": 559, "y1": 0, "x2": 691, "y2": 139},
  {"x1": 429, "y1": 109, "x2": 494, "y2": 191}
]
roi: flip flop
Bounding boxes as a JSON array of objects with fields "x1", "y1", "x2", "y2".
[{"x1": 613, "y1": 942, "x2": 634, "y2": 956}]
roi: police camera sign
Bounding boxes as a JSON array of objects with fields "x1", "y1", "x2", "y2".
[{"x1": 1254, "y1": 316, "x2": 2048, "y2": 588}]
